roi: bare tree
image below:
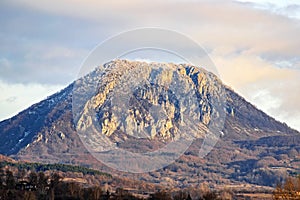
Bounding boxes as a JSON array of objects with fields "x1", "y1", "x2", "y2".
[{"x1": 273, "y1": 176, "x2": 300, "y2": 200}]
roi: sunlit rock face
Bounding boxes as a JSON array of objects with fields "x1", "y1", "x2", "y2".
[
  {"x1": 0, "y1": 59, "x2": 298, "y2": 187},
  {"x1": 75, "y1": 59, "x2": 226, "y2": 147}
]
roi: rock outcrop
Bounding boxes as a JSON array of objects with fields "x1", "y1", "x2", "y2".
[{"x1": 0, "y1": 59, "x2": 299, "y2": 187}]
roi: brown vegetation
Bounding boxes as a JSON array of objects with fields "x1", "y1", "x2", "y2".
[{"x1": 273, "y1": 175, "x2": 300, "y2": 199}]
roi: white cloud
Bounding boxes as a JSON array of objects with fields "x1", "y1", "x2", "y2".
[
  {"x1": 236, "y1": 0, "x2": 300, "y2": 19},
  {"x1": 213, "y1": 51, "x2": 300, "y2": 131},
  {"x1": 0, "y1": 80, "x2": 64, "y2": 121}
]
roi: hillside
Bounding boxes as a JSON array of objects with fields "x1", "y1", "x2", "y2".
[{"x1": 0, "y1": 59, "x2": 299, "y2": 188}]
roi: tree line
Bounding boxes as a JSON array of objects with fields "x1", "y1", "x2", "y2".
[
  {"x1": 0, "y1": 165, "x2": 229, "y2": 200},
  {"x1": 0, "y1": 166, "x2": 115, "y2": 200},
  {"x1": 0, "y1": 161, "x2": 111, "y2": 177},
  {"x1": 2, "y1": 160, "x2": 299, "y2": 200}
]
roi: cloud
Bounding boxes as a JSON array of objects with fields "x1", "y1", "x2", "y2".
[
  {"x1": 236, "y1": 0, "x2": 300, "y2": 20},
  {"x1": 213, "y1": 51, "x2": 300, "y2": 130},
  {"x1": 0, "y1": 80, "x2": 65, "y2": 121},
  {"x1": 5, "y1": 96, "x2": 17, "y2": 103},
  {"x1": 0, "y1": 2, "x2": 95, "y2": 84}
]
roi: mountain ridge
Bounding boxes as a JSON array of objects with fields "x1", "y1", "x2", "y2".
[{"x1": 0, "y1": 59, "x2": 299, "y2": 187}]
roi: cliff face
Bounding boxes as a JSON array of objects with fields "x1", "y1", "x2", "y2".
[
  {"x1": 75, "y1": 60, "x2": 226, "y2": 145},
  {"x1": 0, "y1": 60, "x2": 299, "y2": 187}
]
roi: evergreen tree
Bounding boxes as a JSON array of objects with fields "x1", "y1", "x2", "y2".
[
  {"x1": 28, "y1": 171, "x2": 38, "y2": 186},
  {"x1": 5, "y1": 169, "x2": 16, "y2": 189},
  {"x1": 17, "y1": 169, "x2": 26, "y2": 181},
  {"x1": 50, "y1": 172, "x2": 61, "y2": 189},
  {"x1": 0, "y1": 167, "x2": 4, "y2": 189},
  {"x1": 37, "y1": 172, "x2": 48, "y2": 193}
]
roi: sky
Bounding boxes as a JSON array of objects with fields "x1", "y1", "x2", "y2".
[{"x1": 0, "y1": 0, "x2": 300, "y2": 131}]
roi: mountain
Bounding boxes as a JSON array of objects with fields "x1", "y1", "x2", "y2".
[{"x1": 0, "y1": 59, "x2": 299, "y2": 188}]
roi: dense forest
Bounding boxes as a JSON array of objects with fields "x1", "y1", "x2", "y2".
[{"x1": 0, "y1": 161, "x2": 111, "y2": 177}]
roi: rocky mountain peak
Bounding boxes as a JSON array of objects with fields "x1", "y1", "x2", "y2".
[
  {"x1": 74, "y1": 60, "x2": 226, "y2": 146},
  {"x1": 0, "y1": 59, "x2": 299, "y2": 187}
]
